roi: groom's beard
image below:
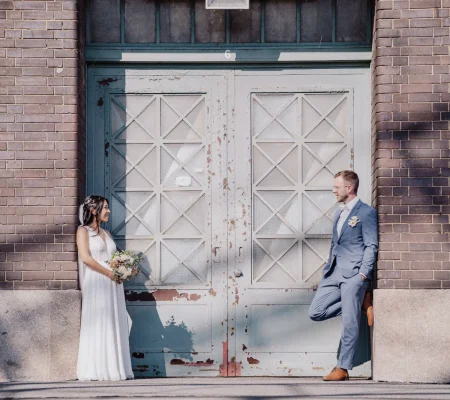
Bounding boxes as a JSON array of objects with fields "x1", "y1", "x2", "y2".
[{"x1": 336, "y1": 194, "x2": 348, "y2": 204}]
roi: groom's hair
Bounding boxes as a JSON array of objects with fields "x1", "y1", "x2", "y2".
[{"x1": 335, "y1": 170, "x2": 359, "y2": 194}]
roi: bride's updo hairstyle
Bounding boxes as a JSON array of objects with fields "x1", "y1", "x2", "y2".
[{"x1": 80, "y1": 195, "x2": 108, "y2": 228}]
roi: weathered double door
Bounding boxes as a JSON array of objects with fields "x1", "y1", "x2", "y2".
[{"x1": 87, "y1": 67, "x2": 371, "y2": 377}]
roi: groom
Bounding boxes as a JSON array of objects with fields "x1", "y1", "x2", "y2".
[{"x1": 308, "y1": 170, "x2": 378, "y2": 381}]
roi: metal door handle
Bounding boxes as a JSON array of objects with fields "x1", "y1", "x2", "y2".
[
  {"x1": 234, "y1": 269, "x2": 243, "y2": 277},
  {"x1": 212, "y1": 247, "x2": 221, "y2": 263},
  {"x1": 238, "y1": 246, "x2": 244, "y2": 263}
]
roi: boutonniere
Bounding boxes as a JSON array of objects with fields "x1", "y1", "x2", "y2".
[{"x1": 348, "y1": 216, "x2": 360, "y2": 227}]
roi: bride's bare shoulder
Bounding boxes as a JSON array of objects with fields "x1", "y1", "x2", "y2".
[{"x1": 77, "y1": 225, "x2": 89, "y2": 235}]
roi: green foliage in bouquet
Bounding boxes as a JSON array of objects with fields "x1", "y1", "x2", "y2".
[{"x1": 106, "y1": 250, "x2": 143, "y2": 282}]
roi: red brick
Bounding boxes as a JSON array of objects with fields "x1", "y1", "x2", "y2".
[
  {"x1": 378, "y1": 10, "x2": 401, "y2": 19},
  {"x1": 22, "y1": 11, "x2": 54, "y2": 20},
  {"x1": 401, "y1": 84, "x2": 432, "y2": 94},
  {"x1": 401, "y1": 252, "x2": 434, "y2": 261},
  {"x1": 54, "y1": 271, "x2": 77, "y2": 280},
  {"x1": 435, "y1": 271, "x2": 450, "y2": 280},
  {"x1": 378, "y1": 280, "x2": 395, "y2": 288},
  {"x1": 434, "y1": 28, "x2": 450, "y2": 37},
  {"x1": 412, "y1": 0, "x2": 440, "y2": 6},
  {"x1": 409, "y1": 56, "x2": 441, "y2": 65},
  {"x1": 14, "y1": 281, "x2": 48, "y2": 289},
  {"x1": 410, "y1": 280, "x2": 442, "y2": 289},
  {"x1": 62, "y1": 281, "x2": 77, "y2": 290},
  {"x1": 402, "y1": 271, "x2": 433, "y2": 280},
  {"x1": 47, "y1": 1, "x2": 63, "y2": 11},
  {"x1": 401, "y1": 28, "x2": 434, "y2": 37},
  {"x1": 408, "y1": 37, "x2": 434, "y2": 46},
  {"x1": 435, "y1": 253, "x2": 449, "y2": 261},
  {"x1": 393, "y1": 280, "x2": 410, "y2": 288},
  {"x1": 0, "y1": 1, "x2": 14, "y2": 10},
  {"x1": 378, "y1": 271, "x2": 402, "y2": 279},
  {"x1": 22, "y1": 48, "x2": 54, "y2": 58},
  {"x1": 410, "y1": 262, "x2": 442, "y2": 270}
]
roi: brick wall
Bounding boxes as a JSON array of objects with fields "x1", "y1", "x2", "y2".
[
  {"x1": 0, "y1": 0, "x2": 86, "y2": 290},
  {"x1": 373, "y1": 0, "x2": 450, "y2": 289}
]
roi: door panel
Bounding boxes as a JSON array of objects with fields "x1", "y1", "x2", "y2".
[
  {"x1": 87, "y1": 67, "x2": 371, "y2": 377},
  {"x1": 88, "y1": 70, "x2": 228, "y2": 377},
  {"x1": 251, "y1": 91, "x2": 351, "y2": 287},
  {"x1": 230, "y1": 70, "x2": 371, "y2": 376}
]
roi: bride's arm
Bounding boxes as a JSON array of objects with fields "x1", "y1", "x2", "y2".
[{"x1": 76, "y1": 227, "x2": 115, "y2": 281}]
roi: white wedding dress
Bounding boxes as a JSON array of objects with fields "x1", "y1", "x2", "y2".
[{"x1": 77, "y1": 226, "x2": 134, "y2": 381}]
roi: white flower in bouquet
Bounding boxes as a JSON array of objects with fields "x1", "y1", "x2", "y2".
[{"x1": 106, "y1": 250, "x2": 143, "y2": 283}]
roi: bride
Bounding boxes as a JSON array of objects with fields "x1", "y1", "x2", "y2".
[{"x1": 76, "y1": 195, "x2": 134, "y2": 381}]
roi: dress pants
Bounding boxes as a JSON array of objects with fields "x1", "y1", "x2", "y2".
[{"x1": 308, "y1": 264, "x2": 369, "y2": 370}]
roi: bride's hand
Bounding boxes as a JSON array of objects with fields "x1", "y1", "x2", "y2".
[
  {"x1": 106, "y1": 270, "x2": 115, "y2": 281},
  {"x1": 106, "y1": 270, "x2": 123, "y2": 284}
]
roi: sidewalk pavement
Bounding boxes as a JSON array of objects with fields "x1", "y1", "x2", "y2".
[{"x1": 2, "y1": 378, "x2": 450, "y2": 400}]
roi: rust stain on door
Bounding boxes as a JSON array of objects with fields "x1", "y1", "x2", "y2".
[{"x1": 126, "y1": 290, "x2": 202, "y2": 302}]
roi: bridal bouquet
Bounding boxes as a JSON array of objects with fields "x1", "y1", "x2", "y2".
[{"x1": 106, "y1": 250, "x2": 142, "y2": 282}]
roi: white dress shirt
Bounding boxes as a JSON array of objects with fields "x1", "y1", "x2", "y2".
[
  {"x1": 337, "y1": 196, "x2": 359, "y2": 236},
  {"x1": 337, "y1": 196, "x2": 366, "y2": 279}
]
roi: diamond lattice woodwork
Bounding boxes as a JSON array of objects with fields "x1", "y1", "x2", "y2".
[
  {"x1": 252, "y1": 92, "x2": 352, "y2": 285},
  {"x1": 107, "y1": 93, "x2": 209, "y2": 286}
]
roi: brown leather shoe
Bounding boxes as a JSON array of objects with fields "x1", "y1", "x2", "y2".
[
  {"x1": 362, "y1": 291, "x2": 373, "y2": 327},
  {"x1": 323, "y1": 367, "x2": 349, "y2": 381}
]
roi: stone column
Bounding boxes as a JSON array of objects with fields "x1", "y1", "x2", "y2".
[
  {"x1": 372, "y1": 0, "x2": 450, "y2": 383},
  {"x1": 0, "y1": 0, "x2": 85, "y2": 381}
]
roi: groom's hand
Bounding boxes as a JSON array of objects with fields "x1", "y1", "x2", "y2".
[{"x1": 360, "y1": 273, "x2": 367, "y2": 281}]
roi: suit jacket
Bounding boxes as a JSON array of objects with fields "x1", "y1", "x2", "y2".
[{"x1": 322, "y1": 199, "x2": 379, "y2": 280}]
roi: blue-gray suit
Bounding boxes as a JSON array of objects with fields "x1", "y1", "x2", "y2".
[{"x1": 308, "y1": 199, "x2": 378, "y2": 370}]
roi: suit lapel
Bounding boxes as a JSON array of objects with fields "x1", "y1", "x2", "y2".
[
  {"x1": 332, "y1": 208, "x2": 341, "y2": 239},
  {"x1": 337, "y1": 199, "x2": 362, "y2": 242}
]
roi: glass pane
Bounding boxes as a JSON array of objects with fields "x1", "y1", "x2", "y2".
[
  {"x1": 125, "y1": 0, "x2": 156, "y2": 43},
  {"x1": 111, "y1": 100, "x2": 129, "y2": 135},
  {"x1": 164, "y1": 191, "x2": 205, "y2": 232},
  {"x1": 252, "y1": 94, "x2": 297, "y2": 139},
  {"x1": 160, "y1": 0, "x2": 191, "y2": 43},
  {"x1": 302, "y1": 146, "x2": 335, "y2": 187},
  {"x1": 257, "y1": 194, "x2": 299, "y2": 234},
  {"x1": 302, "y1": 191, "x2": 335, "y2": 234},
  {"x1": 302, "y1": 238, "x2": 330, "y2": 283},
  {"x1": 195, "y1": 0, "x2": 226, "y2": 43},
  {"x1": 336, "y1": 0, "x2": 368, "y2": 42},
  {"x1": 230, "y1": 0, "x2": 261, "y2": 43},
  {"x1": 161, "y1": 240, "x2": 206, "y2": 284},
  {"x1": 162, "y1": 95, "x2": 205, "y2": 139},
  {"x1": 111, "y1": 194, "x2": 129, "y2": 232},
  {"x1": 302, "y1": 94, "x2": 347, "y2": 139},
  {"x1": 253, "y1": 239, "x2": 298, "y2": 283},
  {"x1": 116, "y1": 122, "x2": 153, "y2": 141},
  {"x1": 161, "y1": 147, "x2": 202, "y2": 188},
  {"x1": 111, "y1": 147, "x2": 129, "y2": 186},
  {"x1": 264, "y1": 0, "x2": 296, "y2": 43},
  {"x1": 116, "y1": 215, "x2": 153, "y2": 236},
  {"x1": 89, "y1": 0, "x2": 120, "y2": 43},
  {"x1": 300, "y1": 0, "x2": 332, "y2": 43},
  {"x1": 161, "y1": 192, "x2": 206, "y2": 235}
]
